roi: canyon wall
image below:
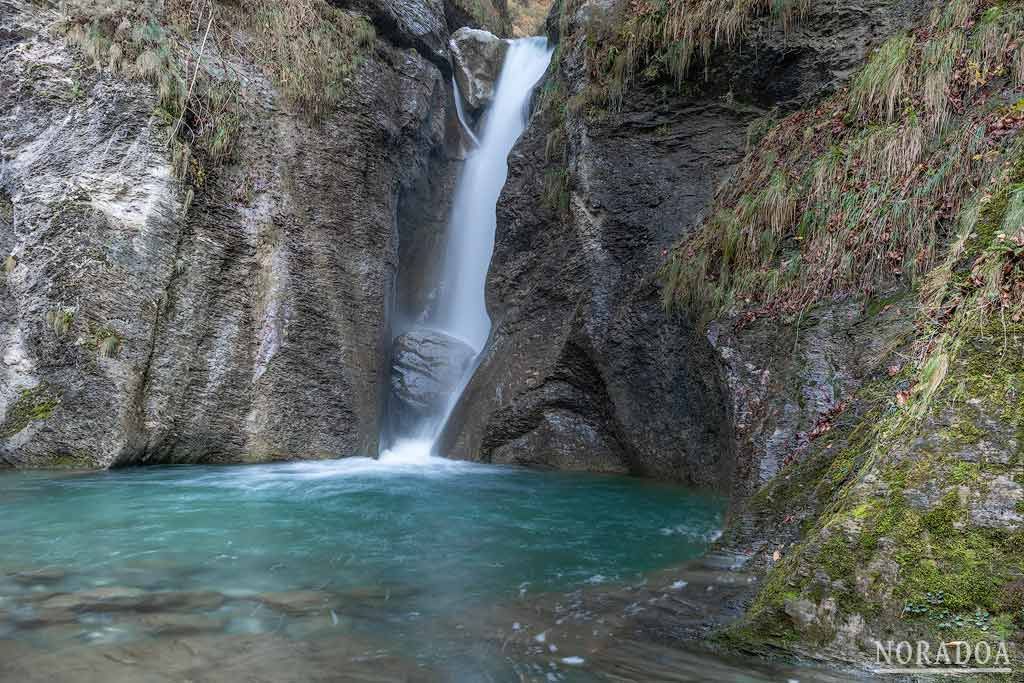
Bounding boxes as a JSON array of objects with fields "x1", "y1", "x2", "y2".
[
  {"x1": 447, "y1": 0, "x2": 927, "y2": 491},
  {"x1": 0, "y1": 0, "x2": 483, "y2": 466},
  {"x1": 447, "y1": 0, "x2": 1024, "y2": 665}
]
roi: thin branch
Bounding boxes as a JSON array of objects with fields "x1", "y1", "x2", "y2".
[{"x1": 169, "y1": 4, "x2": 214, "y2": 146}]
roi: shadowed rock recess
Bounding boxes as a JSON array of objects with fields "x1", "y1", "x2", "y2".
[{"x1": 444, "y1": 0, "x2": 927, "y2": 489}]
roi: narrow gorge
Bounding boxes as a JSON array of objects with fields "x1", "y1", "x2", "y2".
[{"x1": 2, "y1": 0, "x2": 1024, "y2": 679}]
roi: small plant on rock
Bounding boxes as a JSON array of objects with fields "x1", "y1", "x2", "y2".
[
  {"x1": 46, "y1": 309, "x2": 75, "y2": 336},
  {"x1": 92, "y1": 327, "x2": 123, "y2": 358}
]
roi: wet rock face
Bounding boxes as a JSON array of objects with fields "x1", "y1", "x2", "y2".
[
  {"x1": 445, "y1": 0, "x2": 926, "y2": 488},
  {"x1": 388, "y1": 328, "x2": 475, "y2": 438},
  {"x1": 449, "y1": 27, "x2": 508, "y2": 113},
  {"x1": 0, "y1": 0, "x2": 460, "y2": 467}
]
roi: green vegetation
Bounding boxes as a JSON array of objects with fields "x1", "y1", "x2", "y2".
[
  {"x1": 726, "y1": 331, "x2": 1024, "y2": 651},
  {"x1": 661, "y1": 0, "x2": 1024, "y2": 324},
  {"x1": 59, "y1": 0, "x2": 376, "y2": 192},
  {"x1": 238, "y1": 0, "x2": 375, "y2": 120},
  {"x1": 91, "y1": 326, "x2": 123, "y2": 358},
  {"x1": 541, "y1": 167, "x2": 570, "y2": 213},
  {"x1": 565, "y1": 0, "x2": 810, "y2": 110},
  {"x1": 45, "y1": 309, "x2": 74, "y2": 337},
  {"x1": 849, "y1": 34, "x2": 914, "y2": 122},
  {"x1": 46, "y1": 452, "x2": 94, "y2": 469},
  {"x1": 534, "y1": 76, "x2": 573, "y2": 216},
  {"x1": 3, "y1": 255, "x2": 14, "y2": 276},
  {"x1": 0, "y1": 386, "x2": 60, "y2": 439},
  {"x1": 699, "y1": 5, "x2": 1024, "y2": 646},
  {"x1": 0, "y1": 192, "x2": 13, "y2": 225}
]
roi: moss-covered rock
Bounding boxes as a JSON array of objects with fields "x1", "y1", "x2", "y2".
[
  {"x1": 0, "y1": 385, "x2": 60, "y2": 439},
  {"x1": 720, "y1": 330, "x2": 1024, "y2": 665}
]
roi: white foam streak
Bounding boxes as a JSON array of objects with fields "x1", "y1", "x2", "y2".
[{"x1": 452, "y1": 76, "x2": 480, "y2": 147}]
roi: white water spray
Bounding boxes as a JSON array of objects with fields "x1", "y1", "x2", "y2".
[
  {"x1": 382, "y1": 37, "x2": 553, "y2": 464},
  {"x1": 451, "y1": 76, "x2": 480, "y2": 147}
]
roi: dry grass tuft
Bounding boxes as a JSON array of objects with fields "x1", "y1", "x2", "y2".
[
  {"x1": 850, "y1": 34, "x2": 913, "y2": 122},
  {"x1": 660, "y1": 0, "x2": 1024, "y2": 324},
  {"x1": 573, "y1": 0, "x2": 810, "y2": 111},
  {"x1": 45, "y1": 309, "x2": 74, "y2": 337},
  {"x1": 235, "y1": 0, "x2": 375, "y2": 121},
  {"x1": 59, "y1": 0, "x2": 377, "y2": 195}
]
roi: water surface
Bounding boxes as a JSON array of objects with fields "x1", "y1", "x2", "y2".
[{"x1": 0, "y1": 457, "x2": 741, "y2": 680}]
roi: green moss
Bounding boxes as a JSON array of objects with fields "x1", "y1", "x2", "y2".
[
  {"x1": 948, "y1": 460, "x2": 982, "y2": 485},
  {"x1": 0, "y1": 191, "x2": 12, "y2": 225},
  {"x1": 945, "y1": 419, "x2": 988, "y2": 446},
  {"x1": 850, "y1": 501, "x2": 873, "y2": 519},
  {"x1": 0, "y1": 386, "x2": 60, "y2": 439},
  {"x1": 817, "y1": 532, "x2": 853, "y2": 578},
  {"x1": 541, "y1": 167, "x2": 570, "y2": 214},
  {"x1": 47, "y1": 452, "x2": 94, "y2": 470},
  {"x1": 921, "y1": 490, "x2": 964, "y2": 536},
  {"x1": 727, "y1": 325, "x2": 1024, "y2": 655},
  {"x1": 727, "y1": 555, "x2": 804, "y2": 643},
  {"x1": 865, "y1": 292, "x2": 903, "y2": 317},
  {"x1": 823, "y1": 446, "x2": 858, "y2": 489},
  {"x1": 899, "y1": 531, "x2": 1005, "y2": 613}
]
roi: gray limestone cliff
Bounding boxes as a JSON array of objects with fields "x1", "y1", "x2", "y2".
[
  {"x1": 0, "y1": 0, "x2": 481, "y2": 467},
  {"x1": 440, "y1": 0, "x2": 1024, "y2": 666}
]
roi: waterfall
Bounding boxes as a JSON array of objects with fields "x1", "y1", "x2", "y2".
[
  {"x1": 451, "y1": 76, "x2": 480, "y2": 147},
  {"x1": 436, "y1": 37, "x2": 553, "y2": 352},
  {"x1": 383, "y1": 37, "x2": 553, "y2": 462}
]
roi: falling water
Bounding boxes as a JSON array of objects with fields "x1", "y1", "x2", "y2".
[
  {"x1": 383, "y1": 37, "x2": 552, "y2": 461},
  {"x1": 436, "y1": 37, "x2": 553, "y2": 351},
  {"x1": 451, "y1": 75, "x2": 480, "y2": 147}
]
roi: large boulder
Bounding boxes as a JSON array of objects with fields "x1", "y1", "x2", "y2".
[
  {"x1": 449, "y1": 27, "x2": 508, "y2": 114},
  {"x1": 387, "y1": 328, "x2": 476, "y2": 438}
]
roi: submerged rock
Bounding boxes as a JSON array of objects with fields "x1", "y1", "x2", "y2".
[
  {"x1": 258, "y1": 590, "x2": 338, "y2": 616},
  {"x1": 37, "y1": 588, "x2": 223, "y2": 613},
  {"x1": 134, "y1": 612, "x2": 227, "y2": 637},
  {"x1": 39, "y1": 587, "x2": 146, "y2": 612},
  {"x1": 449, "y1": 27, "x2": 509, "y2": 114},
  {"x1": 11, "y1": 567, "x2": 66, "y2": 586}
]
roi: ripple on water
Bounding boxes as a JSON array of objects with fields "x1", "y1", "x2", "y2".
[{"x1": 0, "y1": 460, "x2": 731, "y2": 680}]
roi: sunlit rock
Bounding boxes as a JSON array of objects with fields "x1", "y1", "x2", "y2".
[{"x1": 449, "y1": 27, "x2": 509, "y2": 114}]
